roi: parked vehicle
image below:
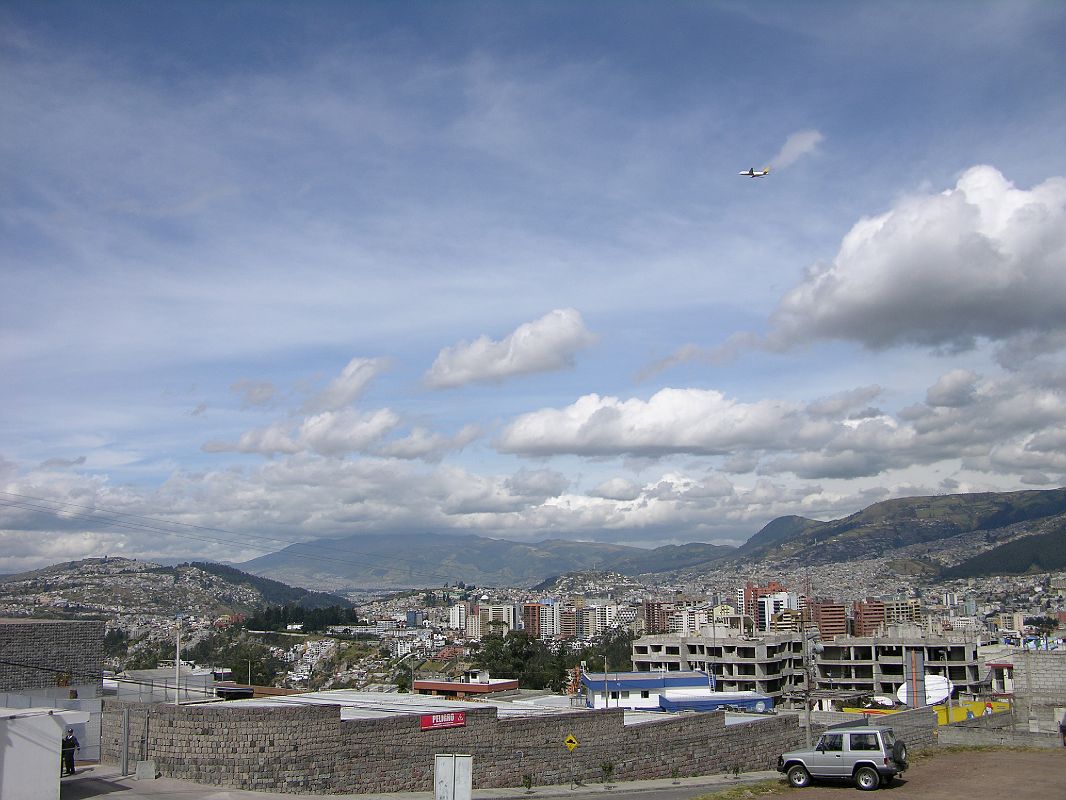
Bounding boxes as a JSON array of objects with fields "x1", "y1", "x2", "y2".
[{"x1": 777, "y1": 726, "x2": 908, "y2": 791}]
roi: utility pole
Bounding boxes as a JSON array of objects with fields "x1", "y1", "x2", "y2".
[
  {"x1": 247, "y1": 659, "x2": 252, "y2": 687},
  {"x1": 174, "y1": 616, "x2": 182, "y2": 706},
  {"x1": 604, "y1": 654, "x2": 609, "y2": 709}
]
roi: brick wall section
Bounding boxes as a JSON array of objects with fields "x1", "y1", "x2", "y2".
[
  {"x1": 0, "y1": 618, "x2": 104, "y2": 692},
  {"x1": 101, "y1": 701, "x2": 806, "y2": 795},
  {"x1": 1011, "y1": 650, "x2": 1066, "y2": 733}
]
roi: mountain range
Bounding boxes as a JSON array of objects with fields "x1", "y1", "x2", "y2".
[{"x1": 237, "y1": 487, "x2": 1066, "y2": 590}]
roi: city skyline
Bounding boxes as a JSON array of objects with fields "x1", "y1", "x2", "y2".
[{"x1": 3, "y1": 1, "x2": 1066, "y2": 572}]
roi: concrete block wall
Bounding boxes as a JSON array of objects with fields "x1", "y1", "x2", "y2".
[
  {"x1": 101, "y1": 701, "x2": 806, "y2": 795},
  {"x1": 868, "y1": 707, "x2": 937, "y2": 750},
  {"x1": 0, "y1": 619, "x2": 104, "y2": 694},
  {"x1": 1011, "y1": 650, "x2": 1066, "y2": 733}
]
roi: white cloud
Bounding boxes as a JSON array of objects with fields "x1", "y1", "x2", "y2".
[
  {"x1": 770, "y1": 129, "x2": 824, "y2": 168},
  {"x1": 376, "y1": 425, "x2": 480, "y2": 462},
  {"x1": 496, "y1": 388, "x2": 804, "y2": 457},
  {"x1": 424, "y1": 309, "x2": 595, "y2": 389},
  {"x1": 589, "y1": 478, "x2": 642, "y2": 501},
  {"x1": 769, "y1": 166, "x2": 1066, "y2": 352},
  {"x1": 926, "y1": 369, "x2": 979, "y2": 407},
  {"x1": 306, "y1": 358, "x2": 389, "y2": 412}
]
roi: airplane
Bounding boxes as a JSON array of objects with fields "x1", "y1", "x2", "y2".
[{"x1": 739, "y1": 167, "x2": 770, "y2": 178}]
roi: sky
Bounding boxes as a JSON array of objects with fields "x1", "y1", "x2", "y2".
[{"x1": 3, "y1": 0, "x2": 1066, "y2": 575}]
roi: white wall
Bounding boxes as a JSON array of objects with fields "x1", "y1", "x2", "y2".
[{"x1": 0, "y1": 709, "x2": 89, "y2": 800}]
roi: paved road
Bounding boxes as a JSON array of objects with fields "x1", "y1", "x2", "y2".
[{"x1": 59, "y1": 764, "x2": 780, "y2": 800}]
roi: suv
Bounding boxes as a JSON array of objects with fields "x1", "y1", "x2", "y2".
[{"x1": 777, "y1": 726, "x2": 908, "y2": 791}]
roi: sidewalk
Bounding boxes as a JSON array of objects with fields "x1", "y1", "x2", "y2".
[{"x1": 60, "y1": 764, "x2": 783, "y2": 800}]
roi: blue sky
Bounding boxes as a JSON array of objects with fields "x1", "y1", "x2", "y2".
[{"x1": 3, "y1": 1, "x2": 1066, "y2": 573}]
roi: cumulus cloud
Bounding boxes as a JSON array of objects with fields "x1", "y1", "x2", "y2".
[
  {"x1": 806, "y1": 386, "x2": 883, "y2": 418},
  {"x1": 926, "y1": 369, "x2": 979, "y2": 407},
  {"x1": 305, "y1": 358, "x2": 388, "y2": 412},
  {"x1": 768, "y1": 166, "x2": 1066, "y2": 352},
  {"x1": 589, "y1": 478, "x2": 642, "y2": 501},
  {"x1": 771, "y1": 129, "x2": 824, "y2": 168},
  {"x1": 376, "y1": 425, "x2": 481, "y2": 462},
  {"x1": 496, "y1": 388, "x2": 805, "y2": 457},
  {"x1": 424, "y1": 309, "x2": 595, "y2": 389},
  {"x1": 204, "y1": 409, "x2": 400, "y2": 457}
]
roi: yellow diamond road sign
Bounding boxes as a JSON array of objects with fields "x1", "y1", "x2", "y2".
[{"x1": 564, "y1": 734, "x2": 579, "y2": 752}]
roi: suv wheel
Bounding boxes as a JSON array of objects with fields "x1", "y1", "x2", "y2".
[
  {"x1": 892, "y1": 741, "x2": 908, "y2": 765},
  {"x1": 787, "y1": 765, "x2": 811, "y2": 788},
  {"x1": 855, "y1": 766, "x2": 880, "y2": 791}
]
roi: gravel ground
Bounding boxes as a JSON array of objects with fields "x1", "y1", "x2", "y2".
[{"x1": 766, "y1": 748, "x2": 1066, "y2": 799}]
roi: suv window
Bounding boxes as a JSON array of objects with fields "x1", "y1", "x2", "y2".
[
  {"x1": 850, "y1": 732, "x2": 880, "y2": 751},
  {"x1": 820, "y1": 733, "x2": 843, "y2": 752}
]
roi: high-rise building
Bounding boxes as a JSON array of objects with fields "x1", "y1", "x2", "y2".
[
  {"x1": 810, "y1": 601, "x2": 849, "y2": 639},
  {"x1": 853, "y1": 599, "x2": 886, "y2": 637},
  {"x1": 642, "y1": 600, "x2": 674, "y2": 634}
]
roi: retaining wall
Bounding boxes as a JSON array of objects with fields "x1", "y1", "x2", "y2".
[{"x1": 101, "y1": 701, "x2": 805, "y2": 794}]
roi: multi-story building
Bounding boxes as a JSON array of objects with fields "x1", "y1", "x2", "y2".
[
  {"x1": 883, "y1": 598, "x2": 922, "y2": 625},
  {"x1": 631, "y1": 629, "x2": 802, "y2": 700},
  {"x1": 642, "y1": 600, "x2": 674, "y2": 635},
  {"x1": 813, "y1": 628, "x2": 982, "y2": 699},
  {"x1": 810, "y1": 601, "x2": 849, "y2": 639},
  {"x1": 853, "y1": 599, "x2": 886, "y2": 637}
]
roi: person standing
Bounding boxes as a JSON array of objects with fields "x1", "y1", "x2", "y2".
[
  {"x1": 1058, "y1": 715, "x2": 1066, "y2": 747},
  {"x1": 61, "y1": 728, "x2": 80, "y2": 776}
]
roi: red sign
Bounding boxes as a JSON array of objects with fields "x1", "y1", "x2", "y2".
[{"x1": 420, "y1": 711, "x2": 466, "y2": 731}]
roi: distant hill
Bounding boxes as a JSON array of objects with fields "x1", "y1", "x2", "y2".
[
  {"x1": 233, "y1": 488, "x2": 1066, "y2": 589},
  {"x1": 737, "y1": 515, "x2": 823, "y2": 557},
  {"x1": 740, "y1": 488, "x2": 1066, "y2": 566},
  {"x1": 0, "y1": 557, "x2": 350, "y2": 618},
  {"x1": 238, "y1": 533, "x2": 736, "y2": 590},
  {"x1": 940, "y1": 521, "x2": 1066, "y2": 578},
  {"x1": 183, "y1": 562, "x2": 349, "y2": 608}
]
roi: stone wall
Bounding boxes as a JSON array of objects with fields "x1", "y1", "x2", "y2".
[
  {"x1": 0, "y1": 618, "x2": 104, "y2": 694},
  {"x1": 101, "y1": 701, "x2": 806, "y2": 795},
  {"x1": 1011, "y1": 649, "x2": 1066, "y2": 733},
  {"x1": 937, "y1": 709, "x2": 1062, "y2": 749}
]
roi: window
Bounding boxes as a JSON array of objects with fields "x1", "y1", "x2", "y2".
[
  {"x1": 850, "y1": 733, "x2": 879, "y2": 751},
  {"x1": 820, "y1": 733, "x2": 843, "y2": 752},
  {"x1": 640, "y1": 690, "x2": 650, "y2": 699}
]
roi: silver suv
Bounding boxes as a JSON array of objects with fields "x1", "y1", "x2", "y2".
[{"x1": 777, "y1": 726, "x2": 908, "y2": 791}]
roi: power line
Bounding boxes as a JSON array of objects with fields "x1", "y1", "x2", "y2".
[{"x1": 0, "y1": 490, "x2": 464, "y2": 587}]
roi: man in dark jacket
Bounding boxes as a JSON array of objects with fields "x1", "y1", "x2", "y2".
[{"x1": 61, "y1": 728, "x2": 80, "y2": 775}]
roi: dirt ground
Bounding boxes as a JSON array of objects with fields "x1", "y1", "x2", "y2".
[{"x1": 766, "y1": 748, "x2": 1066, "y2": 799}]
